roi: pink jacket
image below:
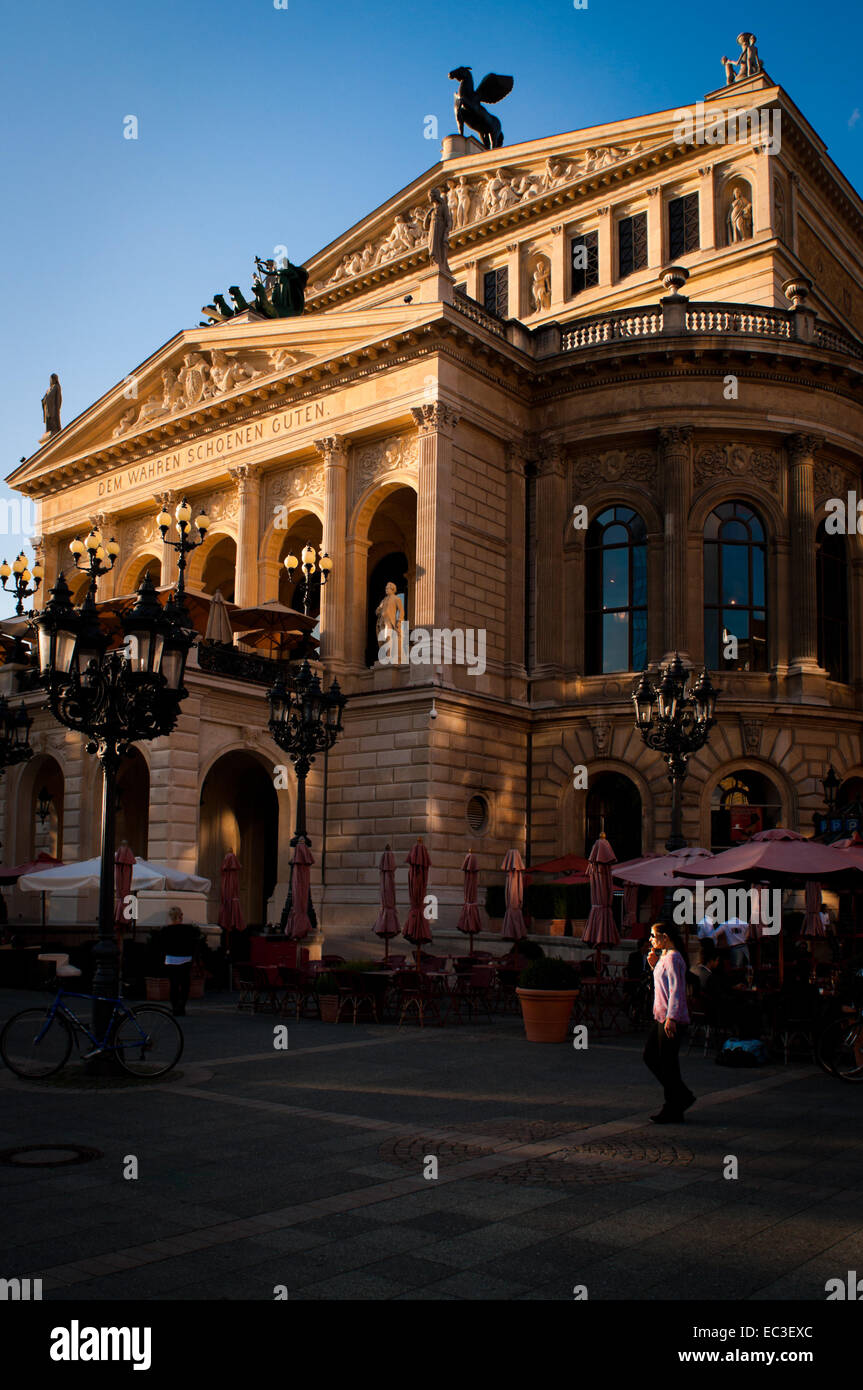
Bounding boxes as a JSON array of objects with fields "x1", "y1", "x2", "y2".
[{"x1": 652, "y1": 950, "x2": 690, "y2": 1024}]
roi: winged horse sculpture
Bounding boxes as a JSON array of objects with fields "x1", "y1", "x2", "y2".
[{"x1": 448, "y1": 67, "x2": 514, "y2": 150}]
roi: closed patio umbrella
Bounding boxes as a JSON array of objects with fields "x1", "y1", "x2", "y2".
[
  {"x1": 113, "y1": 842, "x2": 136, "y2": 936},
  {"x1": 374, "y1": 846, "x2": 400, "y2": 961},
  {"x1": 501, "y1": 848, "x2": 527, "y2": 943},
  {"x1": 218, "y1": 852, "x2": 245, "y2": 933},
  {"x1": 285, "y1": 842, "x2": 314, "y2": 942},
  {"x1": 403, "y1": 838, "x2": 432, "y2": 969},
  {"x1": 457, "y1": 851, "x2": 483, "y2": 954},
  {"x1": 583, "y1": 835, "x2": 618, "y2": 974},
  {"x1": 204, "y1": 588, "x2": 234, "y2": 644}
]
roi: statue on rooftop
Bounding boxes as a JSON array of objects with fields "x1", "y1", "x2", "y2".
[
  {"x1": 448, "y1": 67, "x2": 514, "y2": 150},
  {"x1": 722, "y1": 32, "x2": 762, "y2": 83},
  {"x1": 426, "y1": 187, "x2": 451, "y2": 273},
  {"x1": 41, "y1": 373, "x2": 62, "y2": 437}
]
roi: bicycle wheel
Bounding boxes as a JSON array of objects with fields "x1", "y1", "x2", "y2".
[
  {"x1": 114, "y1": 1006, "x2": 183, "y2": 1078},
  {"x1": 817, "y1": 1018, "x2": 863, "y2": 1081},
  {"x1": 0, "y1": 1009, "x2": 72, "y2": 1079}
]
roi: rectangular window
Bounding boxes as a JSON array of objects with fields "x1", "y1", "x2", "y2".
[
  {"x1": 618, "y1": 212, "x2": 648, "y2": 278},
  {"x1": 668, "y1": 193, "x2": 699, "y2": 258},
  {"x1": 483, "y1": 267, "x2": 508, "y2": 318},
  {"x1": 570, "y1": 231, "x2": 599, "y2": 294}
]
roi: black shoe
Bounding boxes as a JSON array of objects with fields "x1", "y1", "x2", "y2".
[{"x1": 650, "y1": 1109, "x2": 684, "y2": 1124}]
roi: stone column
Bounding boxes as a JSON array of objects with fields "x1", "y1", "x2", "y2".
[
  {"x1": 658, "y1": 426, "x2": 693, "y2": 660},
  {"x1": 156, "y1": 491, "x2": 179, "y2": 587},
  {"x1": 410, "y1": 404, "x2": 458, "y2": 628},
  {"x1": 787, "y1": 433, "x2": 823, "y2": 675},
  {"x1": 315, "y1": 435, "x2": 349, "y2": 671},
  {"x1": 549, "y1": 224, "x2": 567, "y2": 310},
  {"x1": 505, "y1": 439, "x2": 529, "y2": 694},
  {"x1": 533, "y1": 439, "x2": 566, "y2": 676},
  {"x1": 646, "y1": 187, "x2": 662, "y2": 266},
  {"x1": 751, "y1": 142, "x2": 772, "y2": 235},
  {"x1": 698, "y1": 166, "x2": 716, "y2": 250},
  {"x1": 229, "y1": 464, "x2": 262, "y2": 608},
  {"x1": 597, "y1": 206, "x2": 612, "y2": 287}
]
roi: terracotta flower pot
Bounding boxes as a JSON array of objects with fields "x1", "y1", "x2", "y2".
[{"x1": 516, "y1": 987, "x2": 579, "y2": 1043}]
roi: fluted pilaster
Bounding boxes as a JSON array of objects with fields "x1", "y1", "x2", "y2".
[
  {"x1": 787, "y1": 433, "x2": 822, "y2": 672},
  {"x1": 229, "y1": 464, "x2": 262, "y2": 608},
  {"x1": 315, "y1": 435, "x2": 349, "y2": 669},
  {"x1": 410, "y1": 403, "x2": 459, "y2": 627}
]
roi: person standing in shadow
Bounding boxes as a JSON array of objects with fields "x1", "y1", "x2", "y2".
[
  {"x1": 162, "y1": 907, "x2": 198, "y2": 1017},
  {"x1": 643, "y1": 922, "x2": 696, "y2": 1124}
]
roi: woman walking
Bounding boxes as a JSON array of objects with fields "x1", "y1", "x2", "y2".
[{"x1": 643, "y1": 923, "x2": 696, "y2": 1124}]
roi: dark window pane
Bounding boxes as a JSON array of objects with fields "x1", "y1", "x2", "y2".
[
  {"x1": 483, "y1": 267, "x2": 508, "y2": 317},
  {"x1": 603, "y1": 612, "x2": 629, "y2": 673},
  {"x1": 751, "y1": 550, "x2": 766, "y2": 608},
  {"x1": 722, "y1": 545, "x2": 749, "y2": 605},
  {"x1": 720, "y1": 520, "x2": 748, "y2": 541},
  {"x1": 632, "y1": 546, "x2": 647, "y2": 607},
  {"x1": 618, "y1": 212, "x2": 648, "y2": 278},
  {"x1": 704, "y1": 544, "x2": 718, "y2": 605},
  {"x1": 571, "y1": 230, "x2": 599, "y2": 293},
  {"x1": 704, "y1": 610, "x2": 719, "y2": 668},
  {"x1": 632, "y1": 608, "x2": 647, "y2": 671},
  {"x1": 668, "y1": 193, "x2": 699, "y2": 258},
  {"x1": 602, "y1": 548, "x2": 628, "y2": 608},
  {"x1": 603, "y1": 523, "x2": 629, "y2": 546}
]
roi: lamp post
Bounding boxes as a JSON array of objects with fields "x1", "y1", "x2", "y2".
[
  {"x1": 821, "y1": 766, "x2": 840, "y2": 815},
  {"x1": 69, "y1": 526, "x2": 120, "y2": 593},
  {"x1": 36, "y1": 785, "x2": 53, "y2": 826},
  {"x1": 0, "y1": 695, "x2": 33, "y2": 772},
  {"x1": 158, "y1": 498, "x2": 210, "y2": 599},
  {"x1": 283, "y1": 543, "x2": 332, "y2": 617},
  {"x1": 267, "y1": 660, "x2": 346, "y2": 931},
  {"x1": 632, "y1": 654, "x2": 719, "y2": 853},
  {"x1": 0, "y1": 550, "x2": 44, "y2": 616},
  {"x1": 36, "y1": 542, "x2": 195, "y2": 1049}
]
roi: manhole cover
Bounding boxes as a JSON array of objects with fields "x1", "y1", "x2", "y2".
[{"x1": 0, "y1": 1144, "x2": 103, "y2": 1168}]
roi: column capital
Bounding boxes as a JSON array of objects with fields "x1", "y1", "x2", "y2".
[
  {"x1": 228, "y1": 462, "x2": 261, "y2": 490},
  {"x1": 657, "y1": 425, "x2": 694, "y2": 451},
  {"x1": 89, "y1": 509, "x2": 118, "y2": 533},
  {"x1": 313, "y1": 434, "x2": 349, "y2": 465},
  {"x1": 535, "y1": 435, "x2": 566, "y2": 475},
  {"x1": 786, "y1": 433, "x2": 823, "y2": 464},
  {"x1": 505, "y1": 436, "x2": 534, "y2": 470},
  {"x1": 154, "y1": 490, "x2": 176, "y2": 510},
  {"x1": 410, "y1": 403, "x2": 459, "y2": 436}
]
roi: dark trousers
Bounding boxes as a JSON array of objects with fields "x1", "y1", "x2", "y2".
[
  {"x1": 643, "y1": 1020, "x2": 691, "y2": 1113},
  {"x1": 166, "y1": 963, "x2": 191, "y2": 1015}
]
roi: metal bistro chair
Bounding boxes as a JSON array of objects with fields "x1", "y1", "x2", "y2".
[
  {"x1": 338, "y1": 970, "x2": 381, "y2": 1026},
  {"x1": 234, "y1": 964, "x2": 258, "y2": 1012},
  {"x1": 395, "y1": 970, "x2": 441, "y2": 1027},
  {"x1": 278, "y1": 966, "x2": 320, "y2": 1020}
]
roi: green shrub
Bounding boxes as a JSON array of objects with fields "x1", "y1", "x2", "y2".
[{"x1": 518, "y1": 956, "x2": 581, "y2": 990}]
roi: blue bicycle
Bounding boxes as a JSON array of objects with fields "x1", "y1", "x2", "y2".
[{"x1": 0, "y1": 989, "x2": 183, "y2": 1079}]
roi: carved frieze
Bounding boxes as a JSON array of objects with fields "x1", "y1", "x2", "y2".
[
  {"x1": 266, "y1": 466, "x2": 327, "y2": 511},
  {"x1": 813, "y1": 459, "x2": 850, "y2": 500},
  {"x1": 693, "y1": 443, "x2": 781, "y2": 488},
  {"x1": 205, "y1": 489, "x2": 240, "y2": 524},
  {"x1": 570, "y1": 447, "x2": 658, "y2": 494},
  {"x1": 741, "y1": 718, "x2": 763, "y2": 756},
  {"x1": 123, "y1": 515, "x2": 159, "y2": 552},
  {"x1": 352, "y1": 432, "x2": 419, "y2": 500}
]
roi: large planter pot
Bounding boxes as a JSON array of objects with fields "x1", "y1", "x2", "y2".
[{"x1": 516, "y1": 987, "x2": 580, "y2": 1043}]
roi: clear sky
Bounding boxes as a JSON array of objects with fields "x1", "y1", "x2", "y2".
[{"x1": 1, "y1": 0, "x2": 860, "y2": 617}]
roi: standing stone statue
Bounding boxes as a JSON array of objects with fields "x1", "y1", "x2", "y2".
[
  {"x1": 727, "y1": 187, "x2": 753, "y2": 243},
  {"x1": 41, "y1": 373, "x2": 62, "y2": 437},
  {"x1": 721, "y1": 55, "x2": 738, "y2": 85},
  {"x1": 530, "y1": 259, "x2": 551, "y2": 312},
  {"x1": 376, "y1": 581, "x2": 406, "y2": 663},
  {"x1": 736, "y1": 32, "x2": 762, "y2": 77},
  {"x1": 271, "y1": 259, "x2": 308, "y2": 317},
  {"x1": 427, "y1": 187, "x2": 451, "y2": 274}
]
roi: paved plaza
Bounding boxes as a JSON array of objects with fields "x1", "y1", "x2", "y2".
[{"x1": 1, "y1": 989, "x2": 861, "y2": 1303}]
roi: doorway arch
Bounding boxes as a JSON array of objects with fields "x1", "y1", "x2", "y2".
[
  {"x1": 585, "y1": 771, "x2": 643, "y2": 864},
  {"x1": 198, "y1": 750, "x2": 279, "y2": 926}
]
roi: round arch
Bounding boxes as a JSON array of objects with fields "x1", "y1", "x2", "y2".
[
  {"x1": 198, "y1": 747, "x2": 282, "y2": 927},
  {"x1": 689, "y1": 477, "x2": 788, "y2": 540},
  {"x1": 117, "y1": 548, "x2": 162, "y2": 595},
  {"x1": 349, "y1": 473, "x2": 418, "y2": 543},
  {"x1": 699, "y1": 759, "x2": 793, "y2": 850},
  {"x1": 186, "y1": 526, "x2": 238, "y2": 591},
  {"x1": 558, "y1": 756, "x2": 655, "y2": 862},
  {"x1": 13, "y1": 753, "x2": 65, "y2": 863}
]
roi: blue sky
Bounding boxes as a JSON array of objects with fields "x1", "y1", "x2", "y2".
[{"x1": 1, "y1": 0, "x2": 860, "y2": 617}]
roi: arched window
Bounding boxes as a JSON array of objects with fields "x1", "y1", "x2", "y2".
[
  {"x1": 585, "y1": 507, "x2": 647, "y2": 674},
  {"x1": 710, "y1": 770, "x2": 781, "y2": 850},
  {"x1": 585, "y1": 772, "x2": 642, "y2": 864},
  {"x1": 703, "y1": 502, "x2": 767, "y2": 671},
  {"x1": 366, "y1": 552, "x2": 408, "y2": 667},
  {"x1": 816, "y1": 522, "x2": 848, "y2": 683}
]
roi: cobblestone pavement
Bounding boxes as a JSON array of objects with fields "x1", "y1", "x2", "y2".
[{"x1": 1, "y1": 989, "x2": 861, "y2": 1301}]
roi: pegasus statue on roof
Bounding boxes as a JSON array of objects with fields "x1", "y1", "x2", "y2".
[{"x1": 448, "y1": 67, "x2": 514, "y2": 150}]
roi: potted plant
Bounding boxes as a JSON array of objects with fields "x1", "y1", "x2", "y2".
[
  {"x1": 516, "y1": 956, "x2": 581, "y2": 1043},
  {"x1": 315, "y1": 971, "x2": 342, "y2": 1023}
]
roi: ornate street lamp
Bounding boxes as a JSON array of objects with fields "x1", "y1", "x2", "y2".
[
  {"x1": 632, "y1": 654, "x2": 719, "y2": 852},
  {"x1": 267, "y1": 659, "x2": 346, "y2": 930},
  {"x1": 283, "y1": 542, "x2": 332, "y2": 617},
  {"x1": 36, "y1": 548, "x2": 195, "y2": 1045},
  {"x1": 0, "y1": 694, "x2": 33, "y2": 771},
  {"x1": 0, "y1": 550, "x2": 44, "y2": 616},
  {"x1": 158, "y1": 498, "x2": 209, "y2": 599},
  {"x1": 821, "y1": 765, "x2": 840, "y2": 815},
  {"x1": 36, "y1": 785, "x2": 53, "y2": 826},
  {"x1": 69, "y1": 527, "x2": 120, "y2": 594}
]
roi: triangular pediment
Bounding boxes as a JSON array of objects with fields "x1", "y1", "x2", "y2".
[{"x1": 7, "y1": 304, "x2": 426, "y2": 496}]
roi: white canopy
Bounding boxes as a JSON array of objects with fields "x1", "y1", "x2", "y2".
[{"x1": 18, "y1": 857, "x2": 211, "y2": 895}]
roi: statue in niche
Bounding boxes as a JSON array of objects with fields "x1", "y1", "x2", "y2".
[
  {"x1": 41, "y1": 374, "x2": 62, "y2": 436},
  {"x1": 376, "y1": 582, "x2": 406, "y2": 663},
  {"x1": 530, "y1": 258, "x2": 551, "y2": 312},
  {"x1": 727, "y1": 186, "x2": 753, "y2": 243},
  {"x1": 453, "y1": 175, "x2": 473, "y2": 228},
  {"x1": 426, "y1": 187, "x2": 451, "y2": 273}
]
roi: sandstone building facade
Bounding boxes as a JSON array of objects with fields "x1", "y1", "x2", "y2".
[{"x1": 5, "y1": 62, "x2": 863, "y2": 944}]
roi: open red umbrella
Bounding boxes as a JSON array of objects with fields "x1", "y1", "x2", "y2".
[
  {"x1": 501, "y1": 849, "x2": 527, "y2": 942},
  {"x1": 457, "y1": 851, "x2": 483, "y2": 954},
  {"x1": 113, "y1": 842, "x2": 135, "y2": 936},
  {"x1": 673, "y1": 828, "x2": 860, "y2": 884},
  {"x1": 583, "y1": 835, "x2": 618, "y2": 973},
  {"x1": 403, "y1": 838, "x2": 432, "y2": 968},
  {"x1": 285, "y1": 842, "x2": 314, "y2": 942},
  {"x1": 527, "y1": 852, "x2": 590, "y2": 878},
  {"x1": 218, "y1": 852, "x2": 246, "y2": 933},
  {"x1": 374, "y1": 846, "x2": 400, "y2": 960}
]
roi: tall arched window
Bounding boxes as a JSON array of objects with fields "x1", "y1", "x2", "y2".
[
  {"x1": 585, "y1": 507, "x2": 647, "y2": 674},
  {"x1": 816, "y1": 521, "x2": 848, "y2": 683},
  {"x1": 704, "y1": 502, "x2": 767, "y2": 671}
]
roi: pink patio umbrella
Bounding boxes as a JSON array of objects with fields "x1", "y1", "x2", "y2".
[
  {"x1": 218, "y1": 852, "x2": 246, "y2": 934},
  {"x1": 799, "y1": 878, "x2": 827, "y2": 978},
  {"x1": 672, "y1": 828, "x2": 861, "y2": 885},
  {"x1": 457, "y1": 851, "x2": 483, "y2": 954},
  {"x1": 113, "y1": 842, "x2": 135, "y2": 937},
  {"x1": 285, "y1": 842, "x2": 314, "y2": 946},
  {"x1": 583, "y1": 835, "x2": 619, "y2": 974},
  {"x1": 501, "y1": 848, "x2": 527, "y2": 944},
  {"x1": 403, "y1": 838, "x2": 432, "y2": 969},
  {"x1": 374, "y1": 846, "x2": 401, "y2": 961}
]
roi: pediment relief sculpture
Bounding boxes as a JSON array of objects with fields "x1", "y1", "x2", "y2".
[
  {"x1": 353, "y1": 434, "x2": 419, "y2": 498},
  {"x1": 111, "y1": 347, "x2": 304, "y2": 439},
  {"x1": 311, "y1": 141, "x2": 649, "y2": 293}
]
